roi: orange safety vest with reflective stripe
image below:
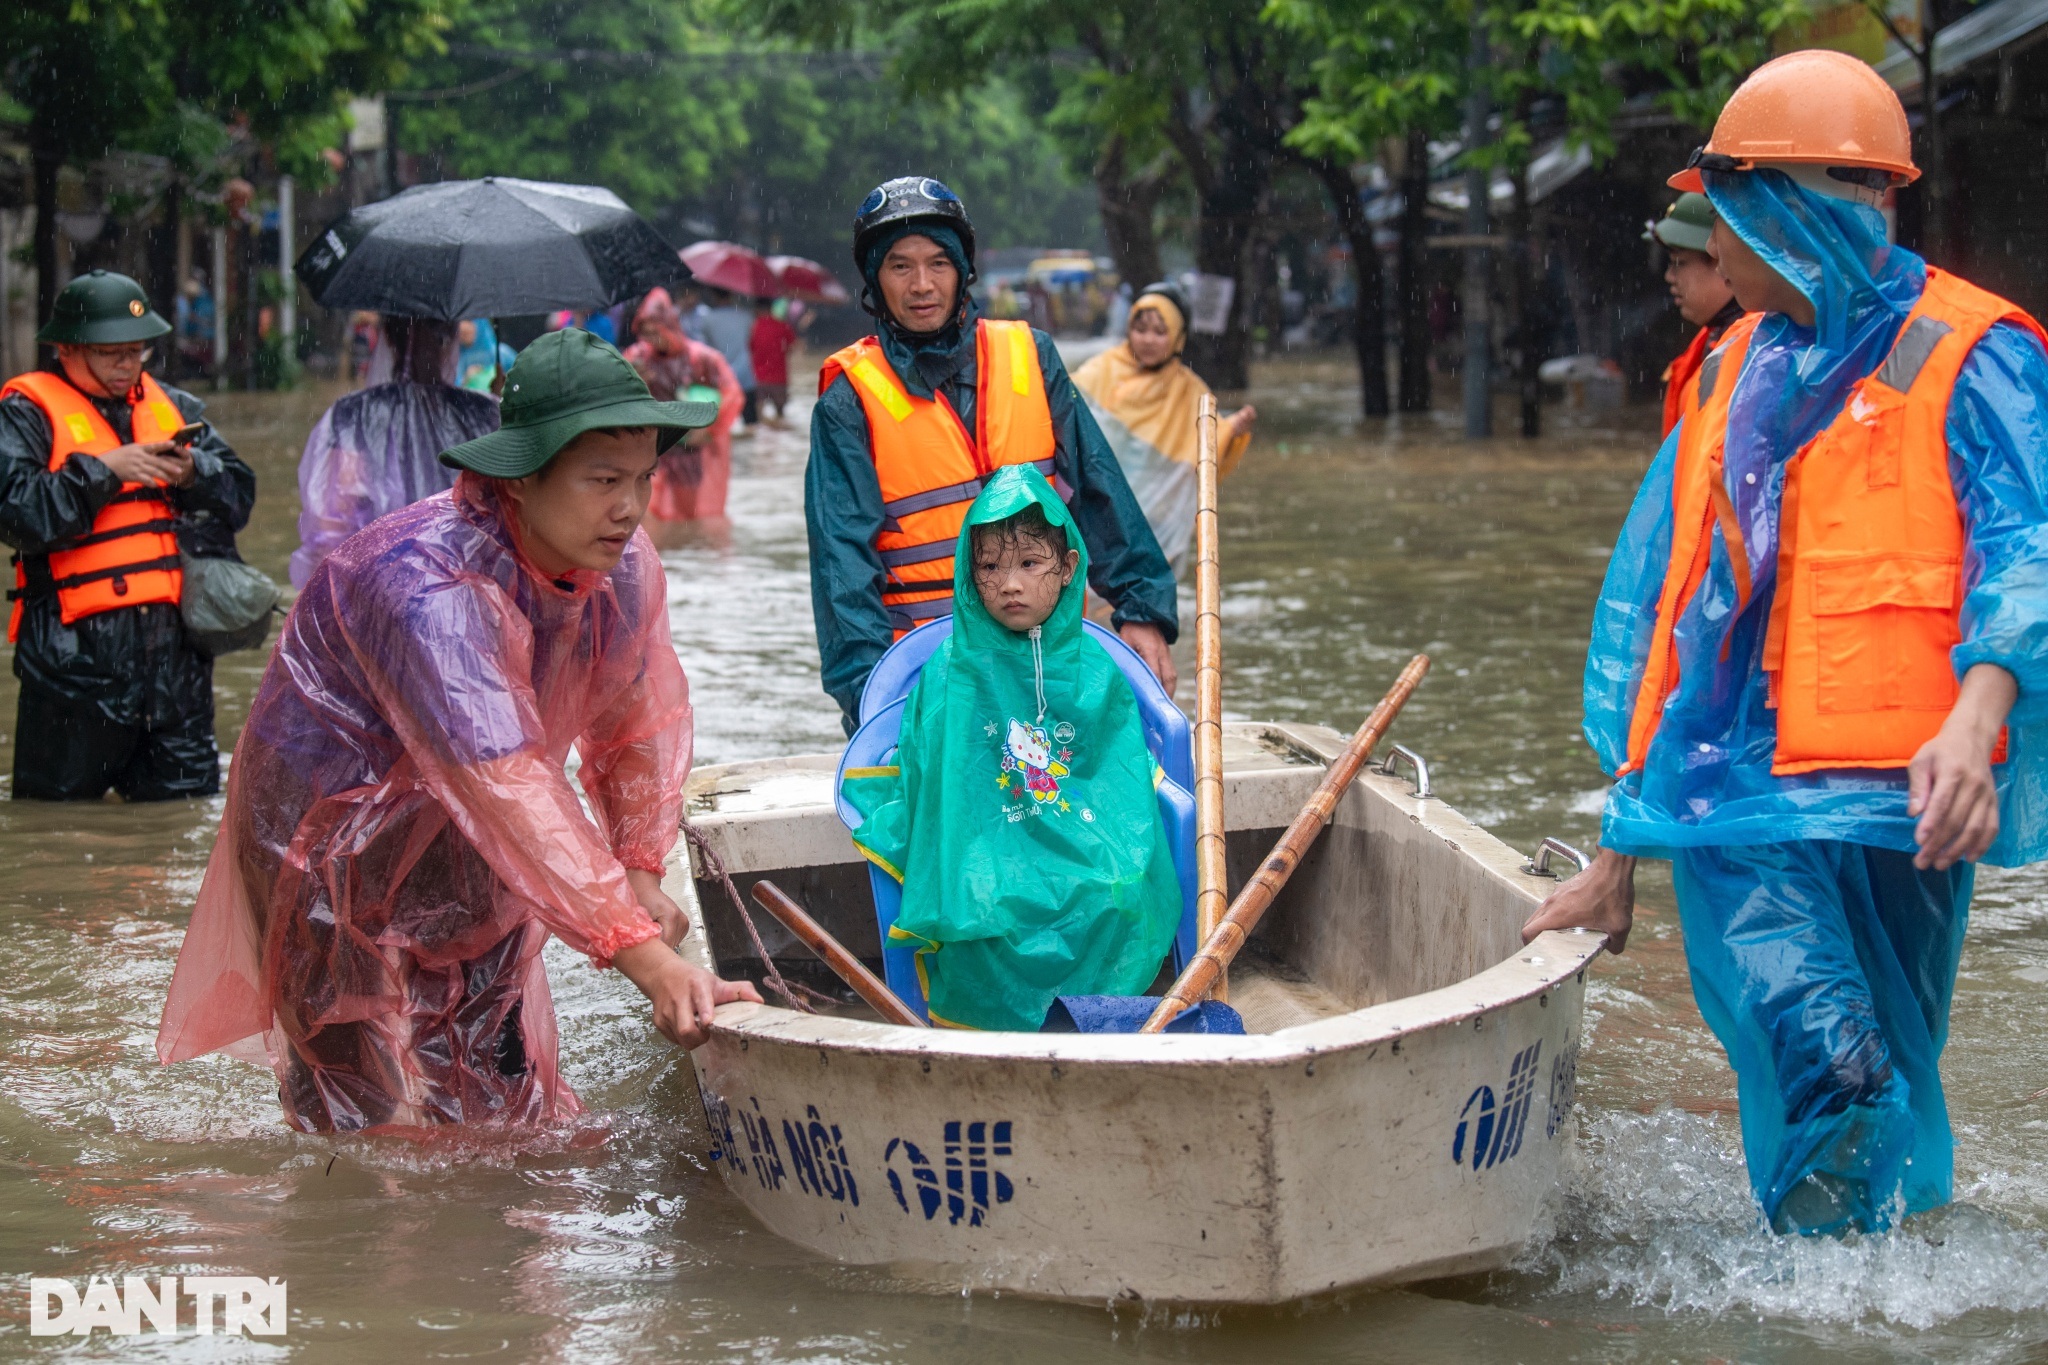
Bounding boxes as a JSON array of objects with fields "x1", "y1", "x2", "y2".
[
  {"x1": 3, "y1": 371, "x2": 185, "y2": 643},
  {"x1": 820, "y1": 318, "x2": 1061, "y2": 635},
  {"x1": 1622, "y1": 268, "x2": 2042, "y2": 778}
]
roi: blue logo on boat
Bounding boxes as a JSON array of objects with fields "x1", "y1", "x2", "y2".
[
  {"x1": 701, "y1": 1091, "x2": 858, "y2": 1206},
  {"x1": 1545, "y1": 1035, "x2": 1579, "y2": 1140},
  {"x1": 1452, "y1": 1041, "x2": 1541, "y2": 1171},
  {"x1": 886, "y1": 1120, "x2": 1014, "y2": 1226}
]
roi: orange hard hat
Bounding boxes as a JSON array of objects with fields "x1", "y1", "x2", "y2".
[{"x1": 1668, "y1": 50, "x2": 1918, "y2": 192}]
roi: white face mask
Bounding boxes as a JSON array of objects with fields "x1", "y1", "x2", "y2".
[{"x1": 1756, "y1": 161, "x2": 1891, "y2": 210}]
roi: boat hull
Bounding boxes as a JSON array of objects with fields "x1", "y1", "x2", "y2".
[{"x1": 670, "y1": 723, "x2": 1601, "y2": 1303}]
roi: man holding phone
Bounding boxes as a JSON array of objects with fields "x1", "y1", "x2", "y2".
[{"x1": 0, "y1": 269, "x2": 255, "y2": 800}]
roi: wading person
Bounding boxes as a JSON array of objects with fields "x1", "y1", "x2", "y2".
[
  {"x1": 749, "y1": 295, "x2": 797, "y2": 427},
  {"x1": 699, "y1": 289, "x2": 758, "y2": 427},
  {"x1": 623, "y1": 287, "x2": 743, "y2": 525},
  {"x1": 290, "y1": 316, "x2": 499, "y2": 588},
  {"x1": 1525, "y1": 51, "x2": 2048, "y2": 1236},
  {"x1": 807, "y1": 176, "x2": 1179, "y2": 731},
  {"x1": 1, "y1": 270, "x2": 255, "y2": 801},
  {"x1": 843, "y1": 466, "x2": 1182, "y2": 1030},
  {"x1": 1647, "y1": 192, "x2": 1746, "y2": 437},
  {"x1": 1071, "y1": 281, "x2": 1257, "y2": 577},
  {"x1": 157, "y1": 331, "x2": 760, "y2": 1132}
]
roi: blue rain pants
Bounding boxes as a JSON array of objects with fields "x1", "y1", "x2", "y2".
[{"x1": 1673, "y1": 840, "x2": 1972, "y2": 1236}]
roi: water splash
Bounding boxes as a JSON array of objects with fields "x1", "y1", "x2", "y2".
[{"x1": 1523, "y1": 1107, "x2": 2048, "y2": 1331}]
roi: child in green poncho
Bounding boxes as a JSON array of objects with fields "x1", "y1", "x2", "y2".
[{"x1": 845, "y1": 465, "x2": 1183, "y2": 1030}]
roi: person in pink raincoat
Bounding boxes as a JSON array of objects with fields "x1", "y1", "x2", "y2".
[
  {"x1": 623, "y1": 288, "x2": 744, "y2": 524},
  {"x1": 156, "y1": 331, "x2": 759, "y2": 1133}
]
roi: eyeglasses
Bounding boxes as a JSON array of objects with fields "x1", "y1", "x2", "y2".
[{"x1": 84, "y1": 344, "x2": 152, "y2": 364}]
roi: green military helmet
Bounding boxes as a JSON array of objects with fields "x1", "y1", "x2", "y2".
[
  {"x1": 1644, "y1": 192, "x2": 1716, "y2": 254},
  {"x1": 37, "y1": 269, "x2": 172, "y2": 345}
]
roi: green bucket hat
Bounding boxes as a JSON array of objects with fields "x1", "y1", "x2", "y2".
[
  {"x1": 440, "y1": 328, "x2": 719, "y2": 478},
  {"x1": 37, "y1": 270, "x2": 172, "y2": 345},
  {"x1": 1644, "y1": 192, "x2": 1715, "y2": 254}
]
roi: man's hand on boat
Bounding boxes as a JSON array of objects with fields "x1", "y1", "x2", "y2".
[
  {"x1": 614, "y1": 938, "x2": 763, "y2": 1048},
  {"x1": 1119, "y1": 621, "x2": 1178, "y2": 694},
  {"x1": 1522, "y1": 848, "x2": 1636, "y2": 954}
]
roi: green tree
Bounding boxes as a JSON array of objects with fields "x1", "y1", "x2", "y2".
[
  {"x1": 1280, "y1": 0, "x2": 1801, "y2": 430},
  {"x1": 391, "y1": 13, "x2": 1095, "y2": 291},
  {"x1": 684, "y1": 68, "x2": 1100, "y2": 269},
  {"x1": 2, "y1": 0, "x2": 453, "y2": 321},
  {"x1": 752, "y1": 0, "x2": 1319, "y2": 389},
  {"x1": 390, "y1": 0, "x2": 752, "y2": 211}
]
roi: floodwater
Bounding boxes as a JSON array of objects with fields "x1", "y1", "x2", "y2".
[{"x1": 4, "y1": 358, "x2": 2048, "y2": 1360}]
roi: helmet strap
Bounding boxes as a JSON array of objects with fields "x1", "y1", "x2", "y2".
[{"x1": 1755, "y1": 161, "x2": 1889, "y2": 210}]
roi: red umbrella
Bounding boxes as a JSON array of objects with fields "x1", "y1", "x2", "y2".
[
  {"x1": 766, "y1": 255, "x2": 851, "y2": 305},
  {"x1": 679, "y1": 240, "x2": 777, "y2": 297}
]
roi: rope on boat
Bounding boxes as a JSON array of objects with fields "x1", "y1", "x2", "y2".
[{"x1": 679, "y1": 820, "x2": 825, "y2": 1013}]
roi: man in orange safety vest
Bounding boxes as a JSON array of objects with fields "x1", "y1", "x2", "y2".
[
  {"x1": 0, "y1": 271, "x2": 254, "y2": 800},
  {"x1": 1648, "y1": 192, "x2": 1746, "y2": 437},
  {"x1": 1525, "y1": 52, "x2": 2048, "y2": 1237},
  {"x1": 805, "y1": 177, "x2": 1179, "y2": 731}
]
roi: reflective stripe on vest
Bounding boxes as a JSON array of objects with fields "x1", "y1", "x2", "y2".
[
  {"x1": 3, "y1": 371, "x2": 185, "y2": 642},
  {"x1": 1620, "y1": 268, "x2": 2044, "y2": 778},
  {"x1": 1760, "y1": 268, "x2": 2042, "y2": 773},
  {"x1": 819, "y1": 318, "x2": 1061, "y2": 637}
]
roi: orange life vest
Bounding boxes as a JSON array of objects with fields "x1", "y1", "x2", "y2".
[
  {"x1": 1661, "y1": 326, "x2": 1713, "y2": 438},
  {"x1": 820, "y1": 318, "x2": 1061, "y2": 635},
  {"x1": 1622, "y1": 268, "x2": 2042, "y2": 778},
  {"x1": 4, "y1": 370, "x2": 185, "y2": 643}
]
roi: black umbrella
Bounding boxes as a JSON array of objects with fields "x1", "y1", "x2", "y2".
[{"x1": 294, "y1": 177, "x2": 688, "y2": 321}]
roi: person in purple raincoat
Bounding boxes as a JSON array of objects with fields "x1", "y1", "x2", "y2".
[{"x1": 290, "y1": 316, "x2": 500, "y2": 588}]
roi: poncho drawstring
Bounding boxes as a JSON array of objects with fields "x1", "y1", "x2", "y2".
[{"x1": 1030, "y1": 624, "x2": 1047, "y2": 722}]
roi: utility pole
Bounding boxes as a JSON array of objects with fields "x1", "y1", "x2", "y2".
[
  {"x1": 211, "y1": 225, "x2": 228, "y2": 385},
  {"x1": 1462, "y1": 14, "x2": 1493, "y2": 439}
]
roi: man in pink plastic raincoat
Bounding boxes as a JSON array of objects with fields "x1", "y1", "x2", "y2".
[{"x1": 157, "y1": 330, "x2": 761, "y2": 1133}]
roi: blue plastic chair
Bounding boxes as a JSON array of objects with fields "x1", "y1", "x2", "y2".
[{"x1": 834, "y1": 617, "x2": 1198, "y2": 1024}]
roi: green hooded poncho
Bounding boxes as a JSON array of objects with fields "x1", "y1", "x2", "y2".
[{"x1": 844, "y1": 465, "x2": 1182, "y2": 1030}]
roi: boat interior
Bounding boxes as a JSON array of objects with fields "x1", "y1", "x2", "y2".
[{"x1": 681, "y1": 723, "x2": 1540, "y2": 1036}]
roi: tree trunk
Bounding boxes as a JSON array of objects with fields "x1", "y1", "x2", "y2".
[
  {"x1": 1508, "y1": 165, "x2": 1540, "y2": 438},
  {"x1": 1398, "y1": 127, "x2": 1432, "y2": 413},
  {"x1": 1094, "y1": 135, "x2": 1168, "y2": 291},
  {"x1": 1182, "y1": 156, "x2": 1269, "y2": 390},
  {"x1": 1461, "y1": 16, "x2": 1493, "y2": 439},
  {"x1": 1309, "y1": 156, "x2": 1389, "y2": 417},
  {"x1": 31, "y1": 123, "x2": 61, "y2": 333},
  {"x1": 148, "y1": 180, "x2": 182, "y2": 372},
  {"x1": 1919, "y1": 23, "x2": 1948, "y2": 264}
]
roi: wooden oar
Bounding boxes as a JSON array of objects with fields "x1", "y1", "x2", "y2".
[
  {"x1": 750, "y1": 880, "x2": 929, "y2": 1028},
  {"x1": 1140, "y1": 654, "x2": 1432, "y2": 1034},
  {"x1": 1193, "y1": 393, "x2": 1228, "y2": 998}
]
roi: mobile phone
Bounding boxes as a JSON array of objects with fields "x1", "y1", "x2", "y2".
[{"x1": 171, "y1": 422, "x2": 205, "y2": 446}]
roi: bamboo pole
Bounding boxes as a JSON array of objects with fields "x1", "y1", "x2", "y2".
[
  {"x1": 750, "y1": 881, "x2": 929, "y2": 1028},
  {"x1": 1140, "y1": 654, "x2": 1431, "y2": 1034},
  {"x1": 1193, "y1": 393, "x2": 1228, "y2": 1000}
]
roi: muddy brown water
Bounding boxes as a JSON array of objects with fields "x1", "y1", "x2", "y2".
[{"x1": 4, "y1": 359, "x2": 2048, "y2": 1359}]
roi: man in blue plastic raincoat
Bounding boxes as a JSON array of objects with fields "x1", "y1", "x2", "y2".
[{"x1": 1525, "y1": 51, "x2": 2048, "y2": 1236}]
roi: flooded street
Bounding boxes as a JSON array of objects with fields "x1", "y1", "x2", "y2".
[{"x1": 5, "y1": 359, "x2": 2048, "y2": 1359}]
